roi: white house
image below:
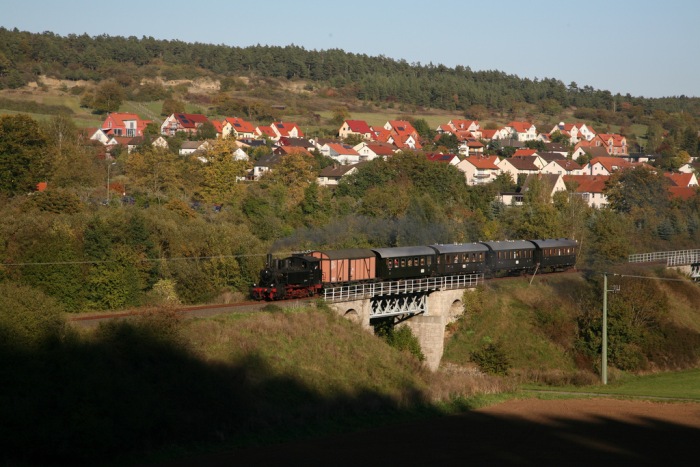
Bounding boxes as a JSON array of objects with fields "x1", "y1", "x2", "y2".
[
  {"x1": 505, "y1": 121, "x2": 538, "y2": 142},
  {"x1": 321, "y1": 143, "x2": 363, "y2": 164},
  {"x1": 353, "y1": 141, "x2": 396, "y2": 160},
  {"x1": 497, "y1": 157, "x2": 540, "y2": 183},
  {"x1": 317, "y1": 163, "x2": 365, "y2": 187},
  {"x1": 541, "y1": 158, "x2": 584, "y2": 176},
  {"x1": 456, "y1": 155, "x2": 501, "y2": 185}
]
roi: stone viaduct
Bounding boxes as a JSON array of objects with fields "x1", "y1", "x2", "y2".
[{"x1": 328, "y1": 288, "x2": 469, "y2": 371}]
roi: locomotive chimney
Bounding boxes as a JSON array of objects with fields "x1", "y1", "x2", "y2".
[{"x1": 266, "y1": 253, "x2": 272, "y2": 268}]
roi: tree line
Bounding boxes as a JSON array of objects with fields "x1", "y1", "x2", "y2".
[{"x1": 1, "y1": 27, "x2": 700, "y2": 120}]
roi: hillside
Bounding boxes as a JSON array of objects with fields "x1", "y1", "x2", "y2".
[
  {"x1": 0, "y1": 301, "x2": 508, "y2": 465},
  {"x1": 1, "y1": 27, "x2": 699, "y2": 150},
  {"x1": 2, "y1": 266, "x2": 700, "y2": 465}
]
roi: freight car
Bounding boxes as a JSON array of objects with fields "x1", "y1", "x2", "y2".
[{"x1": 250, "y1": 238, "x2": 578, "y2": 300}]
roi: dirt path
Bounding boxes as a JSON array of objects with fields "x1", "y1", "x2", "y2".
[{"x1": 156, "y1": 398, "x2": 700, "y2": 466}]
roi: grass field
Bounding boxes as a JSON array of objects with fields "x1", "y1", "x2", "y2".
[{"x1": 524, "y1": 368, "x2": 700, "y2": 400}]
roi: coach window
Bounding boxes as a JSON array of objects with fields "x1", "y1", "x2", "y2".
[
  {"x1": 407, "y1": 258, "x2": 413, "y2": 267},
  {"x1": 394, "y1": 258, "x2": 399, "y2": 267},
  {"x1": 414, "y1": 257, "x2": 419, "y2": 266},
  {"x1": 401, "y1": 259, "x2": 406, "y2": 268},
  {"x1": 387, "y1": 259, "x2": 392, "y2": 269},
  {"x1": 427, "y1": 256, "x2": 432, "y2": 266},
  {"x1": 437, "y1": 256, "x2": 441, "y2": 265},
  {"x1": 420, "y1": 257, "x2": 425, "y2": 266},
  {"x1": 514, "y1": 250, "x2": 520, "y2": 259}
]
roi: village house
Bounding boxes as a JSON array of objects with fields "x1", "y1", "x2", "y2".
[
  {"x1": 582, "y1": 156, "x2": 639, "y2": 176},
  {"x1": 497, "y1": 174, "x2": 566, "y2": 206},
  {"x1": 384, "y1": 120, "x2": 419, "y2": 140},
  {"x1": 270, "y1": 121, "x2": 305, "y2": 139},
  {"x1": 541, "y1": 158, "x2": 584, "y2": 176},
  {"x1": 505, "y1": 121, "x2": 538, "y2": 142},
  {"x1": 101, "y1": 112, "x2": 151, "y2": 138},
  {"x1": 338, "y1": 120, "x2": 374, "y2": 140},
  {"x1": 480, "y1": 128, "x2": 511, "y2": 141},
  {"x1": 321, "y1": 143, "x2": 362, "y2": 164},
  {"x1": 179, "y1": 140, "x2": 212, "y2": 157},
  {"x1": 251, "y1": 153, "x2": 284, "y2": 180},
  {"x1": 575, "y1": 133, "x2": 627, "y2": 156},
  {"x1": 498, "y1": 156, "x2": 541, "y2": 183},
  {"x1": 160, "y1": 113, "x2": 210, "y2": 136},
  {"x1": 425, "y1": 153, "x2": 460, "y2": 165},
  {"x1": 564, "y1": 175, "x2": 610, "y2": 209},
  {"x1": 456, "y1": 155, "x2": 501, "y2": 185},
  {"x1": 353, "y1": 141, "x2": 396, "y2": 160},
  {"x1": 221, "y1": 117, "x2": 256, "y2": 139},
  {"x1": 317, "y1": 162, "x2": 366, "y2": 187}
]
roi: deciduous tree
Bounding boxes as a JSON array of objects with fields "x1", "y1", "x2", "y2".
[{"x1": 0, "y1": 114, "x2": 48, "y2": 196}]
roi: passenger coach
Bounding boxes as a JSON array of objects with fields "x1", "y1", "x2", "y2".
[
  {"x1": 530, "y1": 238, "x2": 578, "y2": 272},
  {"x1": 481, "y1": 240, "x2": 536, "y2": 276},
  {"x1": 429, "y1": 243, "x2": 488, "y2": 276},
  {"x1": 372, "y1": 246, "x2": 436, "y2": 281}
]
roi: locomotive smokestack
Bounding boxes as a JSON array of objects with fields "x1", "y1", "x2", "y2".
[{"x1": 266, "y1": 253, "x2": 273, "y2": 268}]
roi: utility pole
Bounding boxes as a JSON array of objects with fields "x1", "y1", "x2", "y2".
[
  {"x1": 602, "y1": 273, "x2": 608, "y2": 385},
  {"x1": 602, "y1": 273, "x2": 619, "y2": 385}
]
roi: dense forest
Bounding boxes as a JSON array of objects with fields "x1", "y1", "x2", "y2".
[{"x1": 1, "y1": 27, "x2": 700, "y2": 122}]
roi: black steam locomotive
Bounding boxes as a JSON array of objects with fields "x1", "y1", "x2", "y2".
[{"x1": 251, "y1": 238, "x2": 578, "y2": 301}]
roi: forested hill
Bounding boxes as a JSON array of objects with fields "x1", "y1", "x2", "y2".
[{"x1": 1, "y1": 27, "x2": 699, "y2": 118}]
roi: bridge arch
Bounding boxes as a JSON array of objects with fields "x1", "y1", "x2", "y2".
[
  {"x1": 344, "y1": 309, "x2": 360, "y2": 324},
  {"x1": 448, "y1": 299, "x2": 463, "y2": 322}
]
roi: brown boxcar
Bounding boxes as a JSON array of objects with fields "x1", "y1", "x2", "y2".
[{"x1": 307, "y1": 248, "x2": 377, "y2": 284}]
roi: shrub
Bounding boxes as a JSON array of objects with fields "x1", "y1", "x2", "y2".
[
  {"x1": 388, "y1": 325, "x2": 425, "y2": 362},
  {"x1": 0, "y1": 282, "x2": 67, "y2": 351},
  {"x1": 373, "y1": 318, "x2": 425, "y2": 361},
  {"x1": 470, "y1": 342, "x2": 511, "y2": 376}
]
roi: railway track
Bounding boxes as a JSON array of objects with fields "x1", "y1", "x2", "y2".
[{"x1": 66, "y1": 300, "x2": 275, "y2": 328}]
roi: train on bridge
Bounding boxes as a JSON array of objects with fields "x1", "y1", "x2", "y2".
[{"x1": 250, "y1": 238, "x2": 578, "y2": 301}]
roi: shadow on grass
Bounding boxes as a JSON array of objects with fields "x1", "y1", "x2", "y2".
[
  {"x1": 2, "y1": 316, "x2": 698, "y2": 466},
  {"x1": 0, "y1": 317, "x2": 430, "y2": 466}
]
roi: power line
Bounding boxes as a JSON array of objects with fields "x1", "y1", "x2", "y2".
[
  {"x1": 618, "y1": 274, "x2": 689, "y2": 282},
  {"x1": 1, "y1": 252, "x2": 278, "y2": 267}
]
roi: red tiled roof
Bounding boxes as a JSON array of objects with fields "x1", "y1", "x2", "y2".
[
  {"x1": 327, "y1": 143, "x2": 359, "y2": 155},
  {"x1": 668, "y1": 186, "x2": 698, "y2": 200},
  {"x1": 364, "y1": 143, "x2": 396, "y2": 155},
  {"x1": 513, "y1": 149, "x2": 537, "y2": 157},
  {"x1": 224, "y1": 117, "x2": 255, "y2": 134},
  {"x1": 425, "y1": 153, "x2": 458, "y2": 163},
  {"x1": 552, "y1": 159, "x2": 583, "y2": 171},
  {"x1": 507, "y1": 121, "x2": 534, "y2": 133},
  {"x1": 174, "y1": 113, "x2": 209, "y2": 129},
  {"x1": 344, "y1": 120, "x2": 373, "y2": 134},
  {"x1": 506, "y1": 157, "x2": 539, "y2": 170},
  {"x1": 272, "y1": 121, "x2": 304, "y2": 137},
  {"x1": 563, "y1": 175, "x2": 609, "y2": 193},
  {"x1": 256, "y1": 125, "x2": 277, "y2": 138},
  {"x1": 465, "y1": 155, "x2": 500, "y2": 169}
]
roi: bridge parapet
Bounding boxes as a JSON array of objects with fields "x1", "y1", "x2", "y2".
[
  {"x1": 629, "y1": 249, "x2": 700, "y2": 266},
  {"x1": 322, "y1": 274, "x2": 483, "y2": 302}
]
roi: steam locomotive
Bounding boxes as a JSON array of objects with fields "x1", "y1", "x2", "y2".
[{"x1": 250, "y1": 238, "x2": 578, "y2": 301}]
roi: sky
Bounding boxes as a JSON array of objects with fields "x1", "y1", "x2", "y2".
[{"x1": 2, "y1": 0, "x2": 699, "y2": 98}]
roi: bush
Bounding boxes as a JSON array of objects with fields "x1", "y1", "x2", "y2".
[
  {"x1": 470, "y1": 342, "x2": 511, "y2": 376},
  {"x1": 373, "y1": 318, "x2": 425, "y2": 361},
  {"x1": 388, "y1": 325, "x2": 425, "y2": 362},
  {"x1": 0, "y1": 282, "x2": 67, "y2": 351}
]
